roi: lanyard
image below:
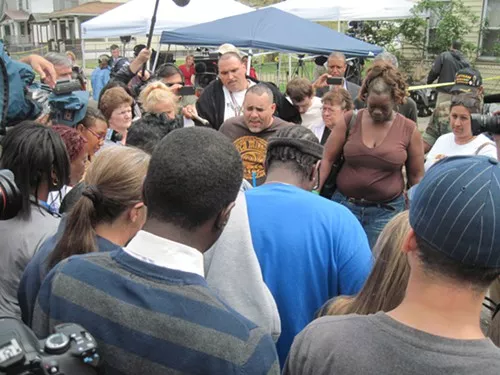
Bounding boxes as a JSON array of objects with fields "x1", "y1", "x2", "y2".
[{"x1": 229, "y1": 91, "x2": 242, "y2": 117}]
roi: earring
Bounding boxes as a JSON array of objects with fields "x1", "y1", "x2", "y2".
[{"x1": 52, "y1": 177, "x2": 59, "y2": 187}]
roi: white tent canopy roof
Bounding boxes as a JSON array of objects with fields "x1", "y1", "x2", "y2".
[
  {"x1": 81, "y1": 0, "x2": 253, "y2": 39},
  {"x1": 268, "y1": 0, "x2": 417, "y2": 22}
]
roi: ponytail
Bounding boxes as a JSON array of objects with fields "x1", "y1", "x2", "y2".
[
  {"x1": 48, "y1": 193, "x2": 98, "y2": 269},
  {"x1": 46, "y1": 147, "x2": 150, "y2": 270}
]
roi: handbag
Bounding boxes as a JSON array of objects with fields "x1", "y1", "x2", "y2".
[{"x1": 320, "y1": 111, "x2": 357, "y2": 198}]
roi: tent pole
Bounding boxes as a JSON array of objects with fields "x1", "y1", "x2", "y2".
[
  {"x1": 81, "y1": 36, "x2": 86, "y2": 71},
  {"x1": 247, "y1": 48, "x2": 252, "y2": 75},
  {"x1": 152, "y1": 40, "x2": 162, "y2": 72},
  {"x1": 288, "y1": 53, "x2": 292, "y2": 80},
  {"x1": 277, "y1": 54, "x2": 282, "y2": 88}
]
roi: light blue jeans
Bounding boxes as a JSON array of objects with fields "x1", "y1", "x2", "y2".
[{"x1": 332, "y1": 191, "x2": 406, "y2": 250}]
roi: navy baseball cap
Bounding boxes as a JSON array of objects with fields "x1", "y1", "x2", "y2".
[
  {"x1": 450, "y1": 67, "x2": 483, "y2": 94},
  {"x1": 410, "y1": 156, "x2": 500, "y2": 268},
  {"x1": 49, "y1": 90, "x2": 89, "y2": 127}
]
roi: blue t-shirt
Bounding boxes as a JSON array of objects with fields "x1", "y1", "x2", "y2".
[{"x1": 245, "y1": 183, "x2": 373, "y2": 366}]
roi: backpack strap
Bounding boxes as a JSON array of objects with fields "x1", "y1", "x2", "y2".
[{"x1": 475, "y1": 142, "x2": 496, "y2": 155}]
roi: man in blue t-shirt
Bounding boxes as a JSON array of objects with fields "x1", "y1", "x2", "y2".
[{"x1": 245, "y1": 125, "x2": 373, "y2": 366}]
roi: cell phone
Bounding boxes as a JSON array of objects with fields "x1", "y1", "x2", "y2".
[
  {"x1": 326, "y1": 77, "x2": 344, "y2": 86},
  {"x1": 178, "y1": 86, "x2": 196, "y2": 96}
]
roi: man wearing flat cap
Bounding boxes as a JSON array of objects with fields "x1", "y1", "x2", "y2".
[{"x1": 285, "y1": 155, "x2": 500, "y2": 375}]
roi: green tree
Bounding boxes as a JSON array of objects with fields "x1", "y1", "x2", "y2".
[{"x1": 348, "y1": 0, "x2": 479, "y2": 57}]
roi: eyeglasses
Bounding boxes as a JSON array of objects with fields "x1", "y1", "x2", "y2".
[
  {"x1": 86, "y1": 126, "x2": 106, "y2": 141},
  {"x1": 321, "y1": 106, "x2": 337, "y2": 114}
]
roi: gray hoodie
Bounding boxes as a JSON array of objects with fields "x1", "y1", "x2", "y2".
[{"x1": 204, "y1": 193, "x2": 281, "y2": 341}]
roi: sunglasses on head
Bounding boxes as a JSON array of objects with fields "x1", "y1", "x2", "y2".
[{"x1": 450, "y1": 95, "x2": 480, "y2": 109}]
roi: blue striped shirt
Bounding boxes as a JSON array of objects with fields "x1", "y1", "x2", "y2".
[{"x1": 32, "y1": 249, "x2": 279, "y2": 374}]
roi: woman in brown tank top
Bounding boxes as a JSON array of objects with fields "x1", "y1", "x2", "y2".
[{"x1": 319, "y1": 63, "x2": 424, "y2": 249}]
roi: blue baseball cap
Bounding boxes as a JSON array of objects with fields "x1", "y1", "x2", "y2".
[
  {"x1": 410, "y1": 156, "x2": 500, "y2": 268},
  {"x1": 49, "y1": 90, "x2": 89, "y2": 127}
]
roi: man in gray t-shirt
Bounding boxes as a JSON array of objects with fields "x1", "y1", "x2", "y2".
[{"x1": 284, "y1": 156, "x2": 500, "y2": 375}]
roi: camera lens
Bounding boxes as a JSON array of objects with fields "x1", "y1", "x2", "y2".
[{"x1": 0, "y1": 169, "x2": 22, "y2": 220}]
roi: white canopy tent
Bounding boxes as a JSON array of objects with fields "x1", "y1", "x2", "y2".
[
  {"x1": 268, "y1": 0, "x2": 417, "y2": 22},
  {"x1": 80, "y1": 0, "x2": 253, "y2": 39}
]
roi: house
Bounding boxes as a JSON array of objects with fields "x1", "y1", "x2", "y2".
[
  {"x1": 0, "y1": 0, "x2": 126, "y2": 49},
  {"x1": 32, "y1": 1, "x2": 123, "y2": 47},
  {"x1": 463, "y1": 0, "x2": 500, "y2": 94}
]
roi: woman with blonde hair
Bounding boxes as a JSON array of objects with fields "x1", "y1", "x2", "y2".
[
  {"x1": 135, "y1": 81, "x2": 184, "y2": 133},
  {"x1": 19, "y1": 146, "x2": 150, "y2": 325},
  {"x1": 139, "y1": 81, "x2": 179, "y2": 118},
  {"x1": 317, "y1": 210, "x2": 411, "y2": 317}
]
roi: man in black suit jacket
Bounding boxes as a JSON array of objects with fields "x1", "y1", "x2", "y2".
[{"x1": 313, "y1": 52, "x2": 362, "y2": 109}]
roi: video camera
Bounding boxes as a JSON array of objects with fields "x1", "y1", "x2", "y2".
[
  {"x1": 0, "y1": 170, "x2": 22, "y2": 221},
  {"x1": 28, "y1": 79, "x2": 82, "y2": 118},
  {"x1": 0, "y1": 317, "x2": 100, "y2": 375},
  {"x1": 471, "y1": 113, "x2": 500, "y2": 135}
]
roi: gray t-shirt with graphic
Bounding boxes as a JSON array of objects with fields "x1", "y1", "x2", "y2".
[{"x1": 284, "y1": 312, "x2": 500, "y2": 375}]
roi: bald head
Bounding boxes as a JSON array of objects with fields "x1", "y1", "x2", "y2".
[{"x1": 327, "y1": 52, "x2": 347, "y2": 78}]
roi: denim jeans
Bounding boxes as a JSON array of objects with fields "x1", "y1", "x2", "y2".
[{"x1": 332, "y1": 191, "x2": 406, "y2": 250}]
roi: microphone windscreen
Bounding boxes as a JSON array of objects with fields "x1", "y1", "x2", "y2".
[{"x1": 172, "y1": 0, "x2": 190, "y2": 6}]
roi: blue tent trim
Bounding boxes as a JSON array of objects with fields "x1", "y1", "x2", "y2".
[{"x1": 160, "y1": 7, "x2": 382, "y2": 57}]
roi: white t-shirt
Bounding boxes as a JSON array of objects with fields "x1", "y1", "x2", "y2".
[
  {"x1": 300, "y1": 96, "x2": 323, "y2": 130},
  {"x1": 222, "y1": 81, "x2": 256, "y2": 122},
  {"x1": 425, "y1": 133, "x2": 497, "y2": 171},
  {"x1": 310, "y1": 122, "x2": 326, "y2": 142},
  {"x1": 48, "y1": 185, "x2": 73, "y2": 213}
]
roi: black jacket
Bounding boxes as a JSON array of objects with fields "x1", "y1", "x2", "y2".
[
  {"x1": 195, "y1": 76, "x2": 301, "y2": 130},
  {"x1": 427, "y1": 50, "x2": 470, "y2": 93}
]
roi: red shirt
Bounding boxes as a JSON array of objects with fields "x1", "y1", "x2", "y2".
[{"x1": 179, "y1": 64, "x2": 195, "y2": 86}]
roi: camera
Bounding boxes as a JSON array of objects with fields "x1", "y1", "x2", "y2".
[
  {"x1": 0, "y1": 317, "x2": 100, "y2": 375},
  {"x1": 471, "y1": 113, "x2": 500, "y2": 135},
  {"x1": 0, "y1": 170, "x2": 22, "y2": 221},
  {"x1": 327, "y1": 77, "x2": 344, "y2": 86}
]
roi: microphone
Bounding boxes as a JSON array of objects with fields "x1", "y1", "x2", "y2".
[
  {"x1": 172, "y1": 0, "x2": 190, "y2": 6},
  {"x1": 191, "y1": 113, "x2": 210, "y2": 126}
]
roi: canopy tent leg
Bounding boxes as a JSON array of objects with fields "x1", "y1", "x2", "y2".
[
  {"x1": 247, "y1": 48, "x2": 252, "y2": 75},
  {"x1": 277, "y1": 54, "x2": 282, "y2": 88},
  {"x1": 81, "y1": 38, "x2": 86, "y2": 71},
  {"x1": 288, "y1": 53, "x2": 292, "y2": 81},
  {"x1": 152, "y1": 40, "x2": 162, "y2": 72}
]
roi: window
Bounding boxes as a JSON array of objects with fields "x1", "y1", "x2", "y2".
[{"x1": 481, "y1": 0, "x2": 500, "y2": 57}]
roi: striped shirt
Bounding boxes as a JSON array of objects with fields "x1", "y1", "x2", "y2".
[{"x1": 32, "y1": 249, "x2": 279, "y2": 375}]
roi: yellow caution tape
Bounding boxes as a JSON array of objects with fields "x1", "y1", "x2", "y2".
[
  {"x1": 9, "y1": 47, "x2": 49, "y2": 56},
  {"x1": 408, "y1": 75, "x2": 500, "y2": 91}
]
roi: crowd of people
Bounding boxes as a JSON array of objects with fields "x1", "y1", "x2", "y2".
[{"x1": 1, "y1": 38, "x2": 500, "y2": 374}]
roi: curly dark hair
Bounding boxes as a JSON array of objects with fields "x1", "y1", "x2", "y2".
[{"x1": 359, "y1": 62, "x2": 408, "y2": 105}]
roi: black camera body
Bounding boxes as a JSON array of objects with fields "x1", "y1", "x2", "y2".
[
  {"x1": 471, "y1": 113, "x2": 500, "y2": 135},
  {"x1": 0, "y1": 317, "x2": 100, "y2": 375},
  {"x1": 0, "y1": 170, "x2": 22, "y2": 221}
]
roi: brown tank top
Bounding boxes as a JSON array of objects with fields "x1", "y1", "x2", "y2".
[{"x1": 336, "y1": 109, "x2": 415, "y2": 202}]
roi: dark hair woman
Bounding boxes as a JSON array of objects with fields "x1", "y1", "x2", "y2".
[
  {"x1": 0, "y1": 121, "x2": 70, "y2": 319},
  {"x1": 18, "y1": 146, "x2": 150, "y2": 326},
  {"x1": 319, "y1": 62, "x2": 424, "y2": 248}
]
